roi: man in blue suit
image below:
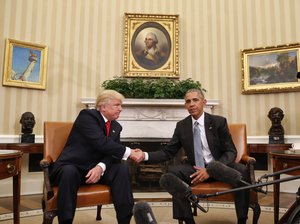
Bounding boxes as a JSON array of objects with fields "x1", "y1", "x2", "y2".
[{"x1": 50, "y1": 90, "x2": 142, "y2": 224}]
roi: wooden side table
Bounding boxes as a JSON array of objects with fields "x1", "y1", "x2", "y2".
[
  {"x1": 0, "y1": 143, "x2": 43, "y2": 153},
  {"x1": 248, "y1": 144, "x2": 292, "y2": 170},
  {"x1": 248, "y1": 143, "x2": 291, "y2": 154},
  {"x1": 0, "y1": 150, "x2": 23, "y2": 224},
  {"x1": 270, "y1": 151, "x2": 300, "y2": 224}
]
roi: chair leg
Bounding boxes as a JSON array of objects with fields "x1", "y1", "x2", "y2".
[
  {"x1": 249, "y1": 202, "x2": 261, "y2": 224},
  {"x1": 43, "y1": 211, "x2": 56, "y2": 224},
  {"x1": 42, "y1": 199, "x2": 45, "y2": 211},
  {"x1": 178, "y1": 220, "x2": 184, "y2": 224},
  {"x1": 96, "y1": 205, "x2": 102, "y2": 220}
]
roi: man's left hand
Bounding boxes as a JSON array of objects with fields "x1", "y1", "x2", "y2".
[
  {"x1": 190, "y1": 166, "x2": 209, "y2": 185},
  {"x1": 85, "y1": 166, "x2": 103, "y2": 184}
]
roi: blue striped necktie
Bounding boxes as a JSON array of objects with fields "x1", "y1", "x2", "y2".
[{"x1": 193, "y1": 121, "x2": 205, "y2": 167}]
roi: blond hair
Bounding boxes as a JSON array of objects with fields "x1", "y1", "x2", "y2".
[{"x1": 95, "y1": 90, "x2": 124, "y2": 108}]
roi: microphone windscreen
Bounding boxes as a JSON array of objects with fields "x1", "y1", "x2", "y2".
[
  {"x1": 206, "y1": 161, "x2": 242, "y2": 187},
  {"x1": 133, "y1": 201, "x2": 157, "y2": 224},
  {"x1": 159, "y1": 173, "x2": 191, "y2": 199},
  {"x1": 160, "y1": 173, "x2": 208, "y2": 213}
]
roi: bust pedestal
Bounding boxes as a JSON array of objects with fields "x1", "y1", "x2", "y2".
[
  {"x1": 20, "y1": 134, "x2": 35, "y2": 143},
  {"x1": 269, "y1": 135, "x2": 284, "y2": 144}
]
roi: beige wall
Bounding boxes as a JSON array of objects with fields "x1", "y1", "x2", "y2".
[{"x1": 0, "y1": 0, "x2": 299, "y2": 136}]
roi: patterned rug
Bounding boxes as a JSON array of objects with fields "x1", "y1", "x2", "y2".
[{"x1": 0, "y1": 202, "x2": 286, "y2": 223}]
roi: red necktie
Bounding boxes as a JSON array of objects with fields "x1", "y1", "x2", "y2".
[{"x1": 105, "y1": 121, "x2": 111, "y2": 137}]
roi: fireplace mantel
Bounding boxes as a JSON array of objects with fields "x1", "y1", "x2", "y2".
[
  {"x1": 80, "y1": 98, "x2": 219, "y2": 138},
  {"x1": 81, "y1": 98, "x2": 219, "y2": 109}
]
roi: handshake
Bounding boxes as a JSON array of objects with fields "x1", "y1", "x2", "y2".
[{"x1": 130, "y1": 148, "x2": 145, "y2": 163}]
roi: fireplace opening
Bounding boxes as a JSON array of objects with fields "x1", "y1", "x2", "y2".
[{"x1": 122, "y1": 138, "x2": 184, "y2": 192}]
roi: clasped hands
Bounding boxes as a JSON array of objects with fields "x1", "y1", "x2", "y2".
[{"x1": 130, "y1": 148, "x2": 145, "y2": 163}]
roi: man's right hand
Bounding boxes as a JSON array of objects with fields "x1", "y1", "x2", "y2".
[{"x1": 130, "y1": 148, "x2": 145, "y2": 163}]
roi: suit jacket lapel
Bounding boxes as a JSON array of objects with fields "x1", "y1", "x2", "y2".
[
  {"x1": 185, "y1": 116, "x2": 194, "y2": 151},
  {"x1": 109, "y1": 121, "x2": 118, "y2": 138},
  {"x1": 204, "y1": 113, "x2": 215, "y2": 150},
  {"x1": 182, "y1": 116, "x2": 195, "y2": 162},
  {"x1": 97, "y1": 112, "x2": 107, "y2": 135}
]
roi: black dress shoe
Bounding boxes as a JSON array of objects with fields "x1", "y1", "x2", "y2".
[
  {"x1": 60, "y1": 219, "x2": 72, "y2": 224},
  {"x1": 184, "y1": 218, "x2": 196, "y2": 224},
  {"x1": 238, "y1": 218, "x2": 247, "y2": 224},
  {"x1": 118, "y1": 215, "x2": 132, "y2": 224},
  {"x1": 177, "y1": 218, "x2": 196, "y2": 224}
]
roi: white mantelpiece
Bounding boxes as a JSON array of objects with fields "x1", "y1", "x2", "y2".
[{"x1": 81, "y1": 98, "x2": 220, "y2": 139}]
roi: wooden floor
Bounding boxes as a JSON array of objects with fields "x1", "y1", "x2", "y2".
[{"x1": 0, "y1": 192, "x2": 297, "y2": 215}]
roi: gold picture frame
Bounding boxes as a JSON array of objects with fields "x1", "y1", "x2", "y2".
[
  {"x1": 2, "y1": 38, "x2": 48, "y2": 90},
  {"x1": 123, "y1": 13, "x2": 179, "y2": 78},
  {"x1": 241, "y1": 43, "x2": 300, "y2": 94}
]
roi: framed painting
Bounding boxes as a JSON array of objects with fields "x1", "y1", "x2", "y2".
[
  {"x1": 2, "y1": 38, "x2": 48, "y2": 90},
  {"x1": 241, "y1": 43, "x2": 300, "y2": 94},
  {"x1": 123, "y1": 13, "x2": 179, "y2": 78}
]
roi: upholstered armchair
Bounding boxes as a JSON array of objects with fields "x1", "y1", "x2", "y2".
[
  {"x1": 40, "y1": 122, "x2": 113, "y2": 224},
  {"x1": 179, "y1": 124, "x2": 261, "y2": 224}
]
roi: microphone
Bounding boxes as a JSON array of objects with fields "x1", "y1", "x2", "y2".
[
  {"x1": 159, "y1": 173, "x2": 207, "y2": 213},
  {"x1": 206, "y1": 161, "x2": 250, "y2": 187},
  {"x1": 133, "y1": 201, "x2": 157, "y2": 224}
]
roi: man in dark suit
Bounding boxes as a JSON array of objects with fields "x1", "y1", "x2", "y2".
[
  {"x1": 49, "y1": 90, "x2": 143, "y2": 224},
  {"x1": 134, "y1": 89, "x2": 250, "y2": 224}
]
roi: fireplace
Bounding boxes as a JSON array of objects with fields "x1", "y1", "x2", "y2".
[
  {"x1": 122, "y1": 138, "x2": 185, "y2": 191},
  {"x1": 81, "y1": 98, "x2": 219, "y2": 191}
]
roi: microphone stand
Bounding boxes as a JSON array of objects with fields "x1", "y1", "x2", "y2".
[
  {"x1": 258, "y1": 165, "x2": 300, "y2": 180},
  {"x1": 186, "y1": 193, "x2": 208, "y2": 213},
  {"x1": 197, "y1": 165, "x2": 300, "y2": 198}
]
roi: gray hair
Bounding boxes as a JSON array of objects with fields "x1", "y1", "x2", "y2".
[
  {"x1": 146, "y1": 32, "x2": 158, "y2": 43},
  {"x1": 184, "y1": 89, "x2": 205, "y2": 99}
]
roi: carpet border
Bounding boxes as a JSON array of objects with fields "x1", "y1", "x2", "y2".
[{"x1": 0, "y1": 202, "x2": 287, "y2": 221}]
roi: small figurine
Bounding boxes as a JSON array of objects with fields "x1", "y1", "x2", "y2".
[
  {"x1": 268, "y1": 107, "x2": 285, "y2": 144},
  {"x1": 20, "y1": 112, "x2": 36, "y2": 143}
]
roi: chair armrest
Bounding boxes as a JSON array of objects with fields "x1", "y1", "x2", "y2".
[
  {"x1": 240, "y1": 155, "x2": 257, "y2": 184},
  {"x1": 40, "y1": 158, "x2": 54, "y2": 200},
  {"x1": 240, "y1": 154, "x2": 256, "y2": 166}
]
